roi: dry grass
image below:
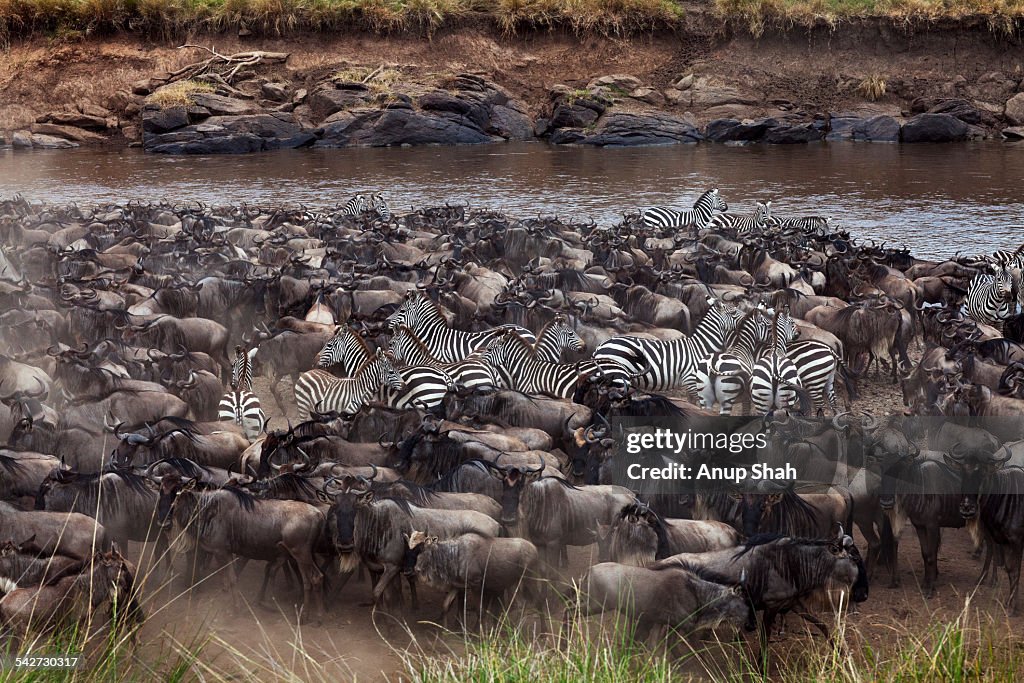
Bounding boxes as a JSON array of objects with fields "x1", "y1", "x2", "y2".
[
  {"x1": 145, "y1": 78, "x2": 215, "y2": 106},
  {"x1": 857, "y1": 74, "x2": 886, "y2": 101},
  {"x1": 332, "y1": 64, "x2": 404, "y2": 94}
]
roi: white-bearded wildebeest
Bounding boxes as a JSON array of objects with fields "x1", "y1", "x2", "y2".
[
  {"x1": 568, "y1": 559, "x2": 754, "y2": 647},
  {"x1": 605, "y1": 501, "x2": 740, "y2": 567},
  {"x1": 157, "y1": 474, "x2": 326, "y2": 620},
  {"x1": 0, "y1": 538, "x2": 82, "y2": 589},
  {"x1": 401, "y1": 530, "x2": 540, "y2": 627},
  {"x1": 0, "y1": 502, "x2": 112, "y2": 560},
  {"x1": 323, "y1": 490, "x2": 499, "y2": 610},
  {"x1": 654, "y1": 531, "x2": 869, "y2": 664},
  {"x1": 0, "y1": 548, "x2": 141, "y2": 635},
  {"x1": 0, "y1": 450, "x2": 60, "y2": 502}
]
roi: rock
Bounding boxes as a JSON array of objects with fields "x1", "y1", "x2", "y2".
[
  {"x1": 418, "y1": 90, "x2": 490, "y2": 130},
  {"x1": 79, "y1": 103, "x2": 113, "y2": 119},
  {"x1": 11, "y1": 131, "x2": 32, "y2": 148},
  {"x1": 121, "y1": 125, "x2": 141, "y2": 142},
  {"x1": 688, "y1": 77, "x2": 759, "y2": 108},
  {"x1": 630, "y1": 87, "x2": 665, "y2": 106},
  {"x1": 587, "y1": 74, "x2": 643, "y2": 92},
  {"x1": 549, "y1": 111, "x2": 700, "y2": 146},
  {"x1": 703, "y1": 118, "x2": 774, "y2": 143},
  {"x1": 39, "y1": 111, "x2": 109, "y2": 130},
  {"x1": 261, "y1": 82, "x2": 291, "y2": 102},
  {"x1": 487, "y1": 104, "x2": 534, "y2": 141},
  {"x1": 29, "y1": 134, "x2": 79, "y2": 149},
  {"x1": 763, "y1": 121, "x2": 823, "y2": 144},
  {"x1": 900, "y1": 113, "x2": 969, "y2": 142},
  {"x1": 927, "y1": 99, "x2": 985, "y2": 125},
  {"x1": 307, "y1": 85, "x2": 369, "y2": 122},
  {"x1": 142, "y1": 107, "x2": 190, "y2": 134},
  {"x1": 146, "y1": 113, "x2": 315, "y2": 154},
  {"x1": 663, "y1": 88, "x2": 686, "y2": 106},
  {"x1": 1005, "y1": 93, "x2": 1024, "y2": 125},
  {"x1": 702, "y1": 104, "x2": 762, "y2": 121},
  {"x1": 855, "y1": 115, "x2": 901, "y2": 142},
  {"x1": 826, "y1": 115, "x2": 862, "y2": 141},
  {"x1": 293, "y1": 88, "x2": 308, "y2": 104},
  {"x1": 315, "y1": 107, "x2": 499, "y2": 147},
  {"x1": 131, "y1": 79, "x2": 155, "y2": 96},
  {"x1": 550, "y1": 100, "x2": 603, "y2": 129},
  {"x1": 673, "y1": 74, "x2": 694, "y2": 91},
  {"x1": 1002, "y1": 126, "x2": 1024, "y2": 139},
  {"x1": 534, "y1": 118, "x2": 550, "y2": 137},
  {"x1": 30, "y1": 123, "x2": 105, "y2": 143},
  {"x1": 188, "y1": 93, "x2": 260, "y2": 116}
]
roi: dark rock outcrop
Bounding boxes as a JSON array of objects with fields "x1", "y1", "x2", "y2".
[
  {"x1": 900, "y1": 113, "x2": 970, "y2": 142},
  {"x1": 145, "y1": 113, "x2": 315, "y2": 154}
]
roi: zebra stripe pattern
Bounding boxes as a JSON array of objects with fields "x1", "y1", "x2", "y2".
[
  {"x1": 339, "y1": 194, "x2": 368, "y2": 217},
  {"x1": 965, "y1": 264, "x2": 1016, "y2": 330},
  {"x1": 692, "y1": 307, "x2": 773, "y2": 414},
  {"x1": 768, "y1": 215, "x2": 832, "y2": 235},
  {"x1": 218, "y1": 391, "x2": 265, "y2": 441},
  {"x1": 532, "y1": 314, "x2": 586, "y2": 363},
  {"x1": 640, "y1": 188, "x2": 728, "y2": 231},
  {"x1": 388, "y1": 326, "x2": 499, "y2": 391},
  {"x1": 381, "y1": 360, "x2": 456, "y2": 410},
  {"x1": 786, "y1": 339, "x2": 845, "y2": 414},
  {"x1": 293, "y1": 351, "x2": 404, "y2": 420},
  {"x1": 230, "y1": 344, "x2": 255, "y2": 391},
  {"x1": 593, "y1": 296, "x2": 737, "y2": 391},
  {"x1": 708, "y1": 201, "x2": 772, "y2": 237},
  {"x1": 316, "y1": 326, "x2": 373, "y2": 374},
  {"x1": 385, "y1": 292, "x2": 537, "y2": 364},
  {"x1": 480, "y1": 332, "x2": 600, "y2": 399},
  {"x1": 748, "y1": 310, "x2": 801, "y2": 414},
  {"x1": 371, "y1": 194, "x2": 391, "y2": 222}
]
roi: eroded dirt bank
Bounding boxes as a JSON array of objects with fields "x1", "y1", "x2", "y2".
[{"x1": 1, "y1": 22, "x2": 1024, "y2": 152}]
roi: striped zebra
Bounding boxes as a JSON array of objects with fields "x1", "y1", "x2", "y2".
[
  {"x1": 339, "y1": 194, "x2": 368, "y2": 217},
  {"x1": 388, "y1": 326, "x2": 500, "y2": 390},
  {"x1": 964, "y1": 264, "x2": 1016, "y2": 331},
  {"x1": 692, "y1": 307, "x2": 773, "y2": 415},
  {"x1": 371, "y1": 194, "x2": 391, "y2": 222},
  {"x1": 640, "y1": 188, "x2": 728, "y2": 231},
  {"x1": 768, "y1": 215, "x2": 832, "y2": 235},
  {"x1": 749, "y1": 310, "x2": 802, "y2": 415},
  {"x1": 293, "y1": 350, "x2": 404, "y2": 420},
  {"x1": 708, "y1": 201, "x2": 772, "y2": 237},
  {"x1": 315, "y1": 325, "x2": 456, "y2": 410},
  {"x1": 785, "y1": 339, "x2": 847, "y2": 415},
  {"x1": 385, "y1": 292, "x2": 536, "y2": 364},
  {"x1": 218, "y1": 344, "x2": 265, "y2": 441},
  {"x1": 532, "y1": 314, "x2": 586, "y2": 362},
  {"x1": 479, "y1": 331, "x2": 602, "y2": 399},
  {"x1": 592, "y1": 296, "x2": 738, "y2": 392},
  {"x1": 988, "y1": 246, "x2": 1024, "y2": 308}
]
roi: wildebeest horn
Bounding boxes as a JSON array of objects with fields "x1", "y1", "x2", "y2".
[
  {"x1": 831, "y1": 411, "x2": 852, "y2": 431},
  {"x1": 368, "y1": 463, "x2": 379, "y2": 480},
  {"x1": 859, "y1": 412, "x2": 879, "y2": 431}
]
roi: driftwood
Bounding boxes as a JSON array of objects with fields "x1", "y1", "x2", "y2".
[{"x1": 153, "y1": 45, "x2": 290, "y2": 89}]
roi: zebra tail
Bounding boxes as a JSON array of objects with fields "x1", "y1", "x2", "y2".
[{"x1": 837, "y1": 357, "x2": 859, "y2": 403}]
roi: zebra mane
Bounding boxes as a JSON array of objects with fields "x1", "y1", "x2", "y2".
[{"x1": 342, "y1": 325, "x2": 375, "y2": 358}]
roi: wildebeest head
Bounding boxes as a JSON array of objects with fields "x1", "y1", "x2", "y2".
[
  {"x1": 156, "y1": 473, "x2": 196, "y2": 530},
  {"x1": 401, "y1": 528, "x2": 436, "y2": 577},
  {"x1": 570, "y1": 419, "x2": 615, "y2": 484},
  {"x1": 943, "y1": 428, "x2": 1006, "y2": 519},
  {"x1": 325, "y1": 492, "x2": 360, "y2": 572},
  {"x1": 489, "y1": 461, "x2": 545, "y2": 527}
]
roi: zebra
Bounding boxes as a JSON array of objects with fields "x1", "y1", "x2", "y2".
[
  {"x1": 592, "y1": 296, "x2": 738, "y2": 392},
  {"x1": 218, "y1": 344, "x2": 264, "y2": 441},
  {"x1": 532, "y1": 314, "x2": 586, "y2": 363},
  {"x1": 293, "y1": 349, "x2": 404, "y2": 420},
  {"x1": 339, "y1": 194, "x2": 368, "y2": 217},
  {"x1": 388, "y1": 325, "x2": 500, "y2": 391},
  {"x1": 370, "y1": 194, "x2": 391, "y2": 222},
  {"x1": 315, "y1": 325, "x2": 457, "y2": 410},
  {"x1": 785, "y1": 339, "x2": 848, "y2": 415},
  {"x1": 964, "y1": 264, "x2": 1016, "y2": 331},
  {"x1": 708, "y1": 201, "x2": 772, "y2": 237},
  {"x1": 748, "y1": 310, "x2": 802, "y2": 415},
  {"x1": 640, "y1": 188, "x2": 728, "y2": 231},
  {"x1": 479, "y1": 331, "x2": 602, "y2": 399},
  {"x1": 385, "y1": 292, "x2": 536, "y2": 364},
  {"x1": 768, "y1": 215, "x2": 832, "y2": 235},
  {"x1": 692, "y1": 307, "x2": 773, "y2": 415}
]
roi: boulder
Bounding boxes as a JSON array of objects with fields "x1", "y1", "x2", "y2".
[
  {"x1": 567, "y1": 111, "x2": 702, "y2": 146},
  {"x1": 261, "y1": 82, "x2": 291, "y2": 102},
  {"x1": 38, "y1": 111, "x2": 109, "y2": 131},
  {"x1": 29, "y1": 134, "x2": 79, "y2": 149},
  {"x1": 629, "y1": 87, "x2": 665, "y2": 106},
  {"x1": 687, "y1": 78, "x2": 759, "y2": 108},
  {"x1": 763, "y1": 121, "x2": 824, "y2": 144},
  {"x1": 703, "y1": 118, "x2": 774, "y2": 143},
  {"x1": 307, "y1": 85, "x2": 369, "y2": 122},
  {"x1": 926, "y1": 98, "x2": 991, "y2": 126},
  {"x1": 11, "y1": 131, "x2": 32, "y2": 148},
  {"x1": 826, "y1": 115, "x2": 862, "y2": 141},
  {"x1": 146, "y1": 113, "x2": 315, "y2": 154},
  {"x1": 1002, "y1": 126, "x2": 1024, "y2": 139},
  {"x1": 142, "y1": 107, "x2": 190, "y2": 134},
  {"x1": 30, "y1": 123, "x2": 105, "y2": 143},
  {"x1": 188, "y1": 93, "x2": 260, "y2": 116},
  {"x1": 1005, "y1": 93, "x2": 1024, "y2": 125},
  {"x1": 418, "y1": 90, "x2": 490, "y2": 130},
  {"x1": 315, "y1": 107, "x2": 498, "y2": 147},
  {"x1": 855, "y1": 115, "x2": 901, "y2": 142},
  {"x1": 550, "y1": 100, "x2": 604, "y2": 129},
  {"x1": 587, "y1": 74, "x2": 643, "y2": 92},
  {"x1": 900, "y1": 113, "x2": 969, "y2": 142},
  {"x1": 79, "y1": 103, "x2": 114, "y2": 119},
  {"x1": 487, "y1": 104, "x2": 534, "y2": 141}
]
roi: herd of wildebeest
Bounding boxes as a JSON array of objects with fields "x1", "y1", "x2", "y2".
[{"x1": 2, "y1": 190, "x2": 1024, "y2": 666}]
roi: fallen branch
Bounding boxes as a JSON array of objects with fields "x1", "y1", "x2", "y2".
[{"x1": 153, "y1": 46, "x2": 290, "y2": 89}]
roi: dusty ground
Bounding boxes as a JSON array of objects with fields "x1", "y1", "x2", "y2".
[
  {"x1": 2, "y1": 22, "x2": 1023, "y2": 138},
  {"x1": 115, "y1": 338, "x2": 1024, "y2": 682}
]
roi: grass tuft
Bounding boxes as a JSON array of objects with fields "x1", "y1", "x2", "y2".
[
  {"x1": 146, "y1": 78, "x2": 215, "y2": 106},
  {"x1": 857, "y1": 74, "x2": 886, "y2": 101}
]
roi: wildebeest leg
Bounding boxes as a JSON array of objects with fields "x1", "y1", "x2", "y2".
[
  {"x1": 916, "y1": 523, "x2": 941, "y2": 598},
  {"x1": 212, "y1": 552, "x2": 242, "y2": 610},
  {"x1": 795, "y1": 608, "x2": 831, "y2": 639},
  {"x1": 372, "y1": 565, "x2": 402, "y2": 608},
  {"x1": 440, "y1": 589, "x2": 459, "y2": 629},
  {"x1": 279, "y1": 541, "x2": 324, "y2": 621},
  {"x1": 406, "y1": 574, "x2": 419, "y2": 611},
  {"x1": 1003, "y1": 543, "x2": 1022, "y2": 614},
  {"x1": 857, "y1": 518, "x2": 881, "y2": 579},
  {"x1": 268, "y1": 373, "x2": 288, "y2": 416},
  {"x1": 558, "y1": 545, "x2": 568, "y2": 568}
]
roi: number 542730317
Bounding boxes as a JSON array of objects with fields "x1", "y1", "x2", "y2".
[{"x1": 3, "y1": 655, "x2": 82, "y2": 669}]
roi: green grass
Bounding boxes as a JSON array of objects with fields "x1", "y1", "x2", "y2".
[{"x1": 4, "y1": 0, "x2": 1021, "y2": 45}]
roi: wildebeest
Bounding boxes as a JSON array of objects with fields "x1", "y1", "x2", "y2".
[{"x1": 604, "y1": 501, "x2": 740, "y2": 566}]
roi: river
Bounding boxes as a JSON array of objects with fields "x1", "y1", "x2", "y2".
[{"x1": 2, "y1": 141, "x2": 1023, "y2": 260}]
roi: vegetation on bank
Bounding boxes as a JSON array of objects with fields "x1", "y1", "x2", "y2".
[{"x1": 1, "y1": 0, "x2": 1024, "y2": 45}]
